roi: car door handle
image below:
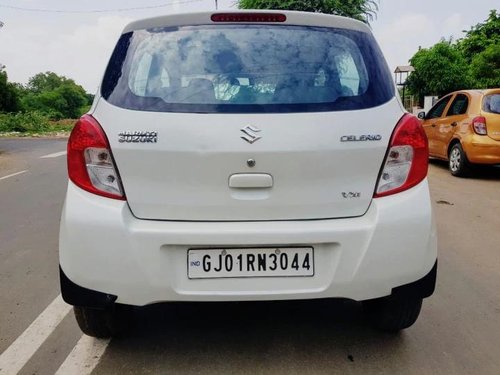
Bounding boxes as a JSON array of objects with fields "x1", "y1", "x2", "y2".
[
  {"x1": 451, "y1": 122, "x2": 458, "y2": 127},
  {"x1": 229, "y1": 174, "x2": 273, "y2": 189}
]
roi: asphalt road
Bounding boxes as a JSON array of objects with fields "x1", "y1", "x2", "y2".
[{"x1": 0, "y1": 138, "x2": 499, "y2": 375}]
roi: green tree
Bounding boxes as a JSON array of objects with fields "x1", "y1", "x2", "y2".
[
  {"x1": 56, "y1": 84, "x2": 89, "y2": 118},
  {"x1": 21, "y1": 72, "x2": 90, "y2": 119},
  {"x1": 0, "y1": 67, "x2": 20, "y2": 113},
  {"x1": 27, "y1": 72, "x2": 70, "y2": 93},
  {"x1": 459, "y1": 10, "x2": 500, "y2": 89},
  {"x1": 470, "y1": 44, "x2": 500, "y2": 88},
  {"x1": 406, "y1": 41, "x2": 472, "y2": 105},
  {"x1": 457, "y1": 10, "x2": 500, "y2": 62},
  {"x1": 238, "y1": 0, "x2": 379, "y2": 23}
]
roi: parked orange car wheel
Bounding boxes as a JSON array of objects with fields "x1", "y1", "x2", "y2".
[{"x1": 449, "y1": 143, "x2": 471, "y2": 177}]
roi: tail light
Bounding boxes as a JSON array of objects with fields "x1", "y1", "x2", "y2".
[
  {"x1": 67, "y1": 115, "x2": 125, "y2": 200},
  {"x1": 374, "y1": 114, "x2": 429, "y2": 198},
  {"x1": 472, "y1": 116, "x2": 487, "y2": 135},
  {"x1": 211, "y1": 13, "x2": 287, "y2": 23}
]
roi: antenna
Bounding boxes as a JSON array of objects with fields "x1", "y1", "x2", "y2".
[{"x1": 215, "y1": 0, "x2": 218, "y2": 10}]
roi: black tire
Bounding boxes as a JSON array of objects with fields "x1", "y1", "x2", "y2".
[
  {"x1": 448, "y1": 143, "x2": 470, "y2": 177},
  {"x1": 363, "y1": 296, "x2": 423, "y2": 333},
  {"x1": 74, "y1": 305, "x2": 132, "y2": 338}
]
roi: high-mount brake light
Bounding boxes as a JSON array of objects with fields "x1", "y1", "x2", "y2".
[
  {"x1": 374, "y1": 114, "x2": 429, "y2": 198},
  {"x1": 211, "y1": 13, "x2": 287, "y2": 23},
  {"x1": 67, "y1": 115, "x2": 125, "y2": 200}
]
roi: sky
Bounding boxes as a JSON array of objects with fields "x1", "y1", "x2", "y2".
[{"x1": 0, "y1": 0, "x2": 498, "y2": 93}]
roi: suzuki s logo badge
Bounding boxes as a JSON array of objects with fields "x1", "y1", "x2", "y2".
[{"x1": 241, "y1": 125, "x2": 262, "y2": 144}]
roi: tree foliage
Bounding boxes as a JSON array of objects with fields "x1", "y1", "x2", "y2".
[
  {"x1": 26, "y1": 71, "x2": 70, "y2": 93},
  {"x1": 406, "y1": 41, "x2": 471, "y2": 104},
  {"x1": 471, "y1": 44, "x2": 500, "y2": 88},
  {"x1": 0, "y1": 68, "x2": 20, "y2": 113},
  {"x1": 238, "y1": 0, "x2": 379, "y2": 23},
  {"x1": 457, "y1": 10, "x2": 500, "y2": 62},
  {"x1": 20, "y1": 72, "x2": 90, "y2": 119},
  {"x1": 407, "y1": 10, "x2": 500, "y2": 104},
  {"x1": 461, "y1": 11, "x2": 500, "y2": 89}
]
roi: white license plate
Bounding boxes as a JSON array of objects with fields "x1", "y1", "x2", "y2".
[{"x1": 188, "y1": 247, "x2": 314, "y2": 279}]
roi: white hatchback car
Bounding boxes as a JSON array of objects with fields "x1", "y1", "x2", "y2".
[{"x1": 59, "y1": 10, "x2": 437, "y2": 337}]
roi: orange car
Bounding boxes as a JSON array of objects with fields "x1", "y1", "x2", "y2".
[{"x1": 419, "y1": 89, "x2": 500, "y2": 176}]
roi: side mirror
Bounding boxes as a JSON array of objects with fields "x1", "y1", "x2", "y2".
[{"x1": 417, "y1": 111, "x2": 426, "y2": 120}]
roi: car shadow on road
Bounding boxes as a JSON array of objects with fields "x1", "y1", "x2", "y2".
[
  {"x1": 429, "y1": 159, "x2": 500, "y2": 180},
  {"x1": 94, "y1": 299, "x2": 411, "y2": 374}
]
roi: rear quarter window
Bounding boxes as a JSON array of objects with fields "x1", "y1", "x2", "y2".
[
  {"x1": 102, "y1": 25, "x2": 394, "y2": 113},
  {"x1": 483, "y1": 94, "x2": 500, "y2": 114}
]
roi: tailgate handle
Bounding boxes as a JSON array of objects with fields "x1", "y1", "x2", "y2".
[{"x1": 229, "y1": 174, "x2": 273, "y2": 189}]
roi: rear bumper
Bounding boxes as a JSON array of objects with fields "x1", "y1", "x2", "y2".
[
  {"x1": 60, "y1": 261, "x2": 438, "y2": 309},
  {"x1": 463, "y1": 135, "x2": 500, "y2": 164},
  {"x1": 59, "y1": 180, "x2": 437, "y2": 306}
]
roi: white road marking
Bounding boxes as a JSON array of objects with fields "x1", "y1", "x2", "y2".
[
  {"x1": 40, "y1": 151, "x2": 67, "y2": 159},
  {"x1": 0, "y1": 170, "x2": 28, "y2": 181},
  {"x1": 55, "y1": 335, "x2": 110, "y2": 375},
  {"x1": 0, "y1": 295, "x2": 72, "y2": 375}
]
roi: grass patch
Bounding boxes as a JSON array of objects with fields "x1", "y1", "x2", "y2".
[
  {"x1": 47, "y1": 119, "x2": 76, "y2": 133},
  {"x1": 0, "y1": 112, "x2": 75, "y2": 137}
]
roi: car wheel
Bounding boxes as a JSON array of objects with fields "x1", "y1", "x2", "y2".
[
  {"x1": 74, "y1": 305, "x2": 132, "y2": 338},
  {"x1": 363, "y1": 295, "x2": 423, "y2": 333},
  {"x1": 448, "y1": 143, "x2": 470, "y2": 177}
]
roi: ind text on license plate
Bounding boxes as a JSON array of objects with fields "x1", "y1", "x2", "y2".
[{"x1": 188, "y1": 247, "x2": 314, "y2": 279}]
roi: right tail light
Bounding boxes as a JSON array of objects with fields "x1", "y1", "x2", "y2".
[{"x1": 472, "y1": 116, "x2": 487, "y2": 135}]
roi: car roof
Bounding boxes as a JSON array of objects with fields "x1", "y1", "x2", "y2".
[
  {"x1": 482, "y1": 88, "x2": 500, "y2": 95},
  {"x1": 122, "y1": 10, "x2": 371, "y2": 34},
  {"x1": 449, "y1": 89, "x2": 500, "y2": 97},
  {"x1": 440, "y1": 89, "x2": 500, "y2": 114}
]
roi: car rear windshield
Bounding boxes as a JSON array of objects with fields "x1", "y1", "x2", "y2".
[
  {"x1": 102, "y1": 25, "x2": 394, "y2": 113},
  {"x1": 483, "y1": 94, "x2": 500, "y2": 114}
]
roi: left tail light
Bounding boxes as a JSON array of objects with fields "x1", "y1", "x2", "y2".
[{"x1": 67, "y1": 115, "x2": 125, "y2": 200}]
